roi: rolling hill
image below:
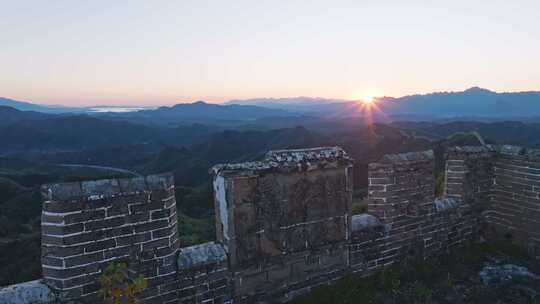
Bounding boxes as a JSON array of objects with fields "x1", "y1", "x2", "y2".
[
  {"x1": 96, "y1": 101, "x2": 297, "y2": 127},
  {"x1": 0, "y1": 97, "x2": 83, "y2": 113}
]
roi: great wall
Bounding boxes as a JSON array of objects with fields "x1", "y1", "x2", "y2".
[{"x1": 1, "y1": 145, "x2": 539, "y2": 303}]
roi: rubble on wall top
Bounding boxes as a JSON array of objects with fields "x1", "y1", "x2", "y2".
[
  {"x1": 381, "y1": 150, "x2": 434, "y2": 163},
  {"x1": 447, "y1": 145, "x2": 495, "y2": 154},
  {"x1": 447, "y1": 145, "x2": 540, "y2": 161},
  {"x1": 210, "y1": 161, "x2": 276, "y2": 174},
  {"x1": 41, "y1": 172, "x2": 174, "y2": 202},
  {"x1": 497, "y1": 145, "x2": 540, "y2": 159},
  {"x1": 446, "y1": 145, "x2": 496, "y2": 160},
  {"x1": 265, "y1": 146, "x2": 350, "y2": 162},
  {"x1": 177, "y1": 242, "x2": 227, "y2": 269},
  {"x1": 210, "y1": 146, "x2": 353, "y2": 175}
]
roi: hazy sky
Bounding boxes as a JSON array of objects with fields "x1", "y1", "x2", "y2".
[{"x1": 1, "y1": 1, "x2": 540, "y2": 106}]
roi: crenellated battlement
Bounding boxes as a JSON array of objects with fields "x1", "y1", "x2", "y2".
[{"x1": 210, "y1": 146, "x2": 353, "y2": 176}]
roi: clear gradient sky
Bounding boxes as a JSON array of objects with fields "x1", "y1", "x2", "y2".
[{"x1": 1, "y1": 1, "x2": 540, "y2": 106}]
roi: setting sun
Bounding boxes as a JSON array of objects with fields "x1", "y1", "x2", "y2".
[
  {"x1": 352, "y1": 91, "x2": 380, "y2": 106},
  {"x1": 361, "y1": 95, "x2": 374, "y2": 104}
]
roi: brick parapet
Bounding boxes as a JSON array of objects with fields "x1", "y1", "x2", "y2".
[
  {"x1": 355, "y1": 150, "x2": 477, "y2": 274},
  {"x1": 445, "y1": 145, "x2": 540, "y2": 256},
  {"x1": 445, "y1": 146, "x2": 496, "y2": 204},
  {"x1": 368, "y1": 150, "x2": 435, "y2": 224},
  {"x1": 489, "y1": 147, "x2": 540, "y2": 254},
  {"x1": 40, "y1": 173, "x2": 179, "y2": 302}
]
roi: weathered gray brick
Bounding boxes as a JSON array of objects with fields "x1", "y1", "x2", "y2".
[
  {"x1": 84, "y1": 239, "x2": 117, "y2": 253},
  {"x1": 84, "y1": 216, "x2": 125, "y2": 231},
  {"x1": 134, "y1": 219, "x2": 169, "y2": 233},
  {"x1": 42, "y1": 223, "x2": 84, "y2": 236},
  {"x1": 117, "y1": 232, "x2": 152, "y2": 246},
  {"x1": 65, "y1": 252, "x2": 104, "y2": 267}
]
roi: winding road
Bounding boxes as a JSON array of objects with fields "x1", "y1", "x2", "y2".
[{"x1": 57, "y1": 164, "x2": 142, "y2": 177}]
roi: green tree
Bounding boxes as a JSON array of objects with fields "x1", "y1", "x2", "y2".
[{"x1": 98, "y1": 263, "x2": 148, "y2": 304}]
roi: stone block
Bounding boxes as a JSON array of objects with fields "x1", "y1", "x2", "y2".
[{"x1": 0, "y1": 280, "x2": 56, "y2": 304}]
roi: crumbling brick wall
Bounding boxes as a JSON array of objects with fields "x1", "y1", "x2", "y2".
[
  {"x1": 445, "y1": 146, "x2": 495, "y2": 205},
  {"x1": 348, "y1": 213, "x2": 385, "y2": 274},
  {"x1": 211, "y1": 147, "x2": 354, "y2": 302},
  {"x1": 367, "y1": 150, "x2": 435, "y2": 224},
  {"x1": 424, "y1": 197, "x2": 476, "y2": 257},
  {"x1": 445, "y1": 145, "x2": 540, "y2": 256},
  {"x1": 488, "y1": 146, "x2": 540, "y2": 255},
  {"x1": 177, "y1": 242, "x2": 232, "y2": 303},
  {"x1": 367, "y1": 150, "x2": 437, "y2": 262},
  {"x1": 350, "y1": 150, "x2": 475, "y2": 274}
]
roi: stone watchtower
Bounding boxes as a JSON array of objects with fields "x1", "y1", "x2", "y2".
[
  {"x1": 210, "y1": 147, "x2": 354, "y2": 302},
  {"x1": 40, "y1": 173, "x2": 179, "y2": 303}
]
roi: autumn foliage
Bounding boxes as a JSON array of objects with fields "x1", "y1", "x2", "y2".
[{"x1": 98, "y1": 263, "x2": 148, "y2": 304}]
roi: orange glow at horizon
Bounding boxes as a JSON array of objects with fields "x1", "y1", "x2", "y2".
[{"x1": 354, "y1": 95, "x2": 388, "y2": 126}]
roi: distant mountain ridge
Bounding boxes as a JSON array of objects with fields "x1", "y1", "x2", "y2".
[
  {"x1": 227, "y1": 88, "x2": 540, "y2": 119},
  {"x1": 0, "y1": 97, "x2": 83, "y2": 113},
  {"x1": 4, "y1": 87, "x2": 540, "y2": 121},
  {"x1": 376, "y1": 87, "x2": 540, "y2": 118},
  {"x1": 392, "y1": 120, "x2": 540, "y2": 147}
]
